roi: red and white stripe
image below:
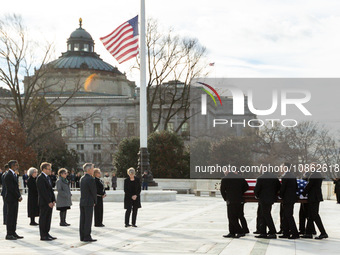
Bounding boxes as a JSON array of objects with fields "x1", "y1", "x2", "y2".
[
  {"x1": 245, "y1": 179, "x2": 256, "y2": 196},
  {"x1": 100, "y1": 22, "x2": 138, "y2": 64}
]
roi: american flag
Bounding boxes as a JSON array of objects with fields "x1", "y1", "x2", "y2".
[
  {"x1": 245, "y1": 179, "x2": 256, "y2": 197},
  {"x1": 100, "y1": 16, "x2": 139, "y2": 64}
]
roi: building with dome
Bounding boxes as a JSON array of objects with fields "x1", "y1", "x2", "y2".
[{"x1": 18, "y1": 19, "x2": 256, "y2": 171}]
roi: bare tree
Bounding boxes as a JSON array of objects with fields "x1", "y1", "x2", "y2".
[
  {"x1": 133, "y1": 18, "x2": 208, "y2": 134},
  {"x1": 0, "y1": 14, "x2": 95, "y2": 147}
]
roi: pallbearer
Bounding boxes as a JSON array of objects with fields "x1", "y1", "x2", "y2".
[
  {"x1": 301, "y1": 163, "x2": 328, "y2": 240},
  {"x1": 254, "y1": 169, "x2": 281, "y2": 239},
  {"x1": 279, "y1": 163, "x2": 299, "y2": 239},
  {"x1": 220, "y1": 168, "x2": 249, "y2": 238}
]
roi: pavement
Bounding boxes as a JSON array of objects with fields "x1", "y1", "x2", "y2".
[{"x1": 0, "y1": 194, "x2": 339, "y2": 255}]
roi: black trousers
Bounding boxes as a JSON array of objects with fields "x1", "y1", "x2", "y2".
[
  {"x1": 336, "y1": 190, "x2": 340, "y2": 203},
  {"x1": 227, "y1": 203, "x2": 244, "y2": 234},
  {"x1": 80, "y1": 206, "x2": 94, "y2": 241},
  {"x1": 39, "y1": 205, "x2": 52, "y2": 238},
  {"x1": 306, "y1": 202, "x2": 326, "y2": 235},
  {"x1": 279, "y1": 203, "x2": 284, "y2": 232},
  {"x1": 259, "y1": 203, "x2": 276, "y2": 235},
  {"x1": 256, "y1": 203, "x2": 262, "y2": 232},
  {"x1": 2, "y1": 196, "x2": 7, "y2": 224},
  {"x1": 239, "y1": 203, "x2": 249, "y2": 233},
  {"x1": 299, "y1": 203, "x2": 316, "y2": 234},
  {"x1": 6, "y1": 201, "x2": 18, "y2": 235},
  {"x1": 282, "y1": 203, "x2": 298, "y2": 236},
  {"x1": 125, "y1": 206, "x2": 138, "y2": 225},
  {"x1": 94, "y1": 197, "x2": 103, "y2": 226}
]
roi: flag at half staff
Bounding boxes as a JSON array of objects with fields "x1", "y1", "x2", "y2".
[{"x1": 100, "y1": 15, "x2": 139, "y2": 64}]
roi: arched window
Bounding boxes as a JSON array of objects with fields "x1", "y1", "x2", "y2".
[
  {"x1": 74, "y1": 43, "x2": 80, "y2": 51},
  {"x1": 68, "y1": 44, "x2": 71, "y2": 51},
  {"x1": 83, "y1": 44, "x2": 89, "y2": 52}
]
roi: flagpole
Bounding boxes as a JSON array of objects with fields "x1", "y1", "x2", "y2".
[
  {"x1": 138, "y1": 0, "x2": 155, "y2": 184},
  {"x1": 140, "y1": 0, "x2": 147, "y2": 149}
]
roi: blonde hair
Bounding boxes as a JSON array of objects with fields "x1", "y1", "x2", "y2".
[
  {"x1": 93, "y1": 168, "x2": 101, "y2": 176},
  {"x1": 127, "y1": 167, "x2": 135, "y2": 175},
  {"x1": 58, "y1": 168, "x2": 68, "y2": 176}
]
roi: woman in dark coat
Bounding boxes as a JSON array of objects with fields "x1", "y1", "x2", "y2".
[
  {"x1": 27, "y1": 167, "x2": 39, "y2": 226},
  {"x1": 124, "y1": 167, "x2": 141, "y2": 227},
  {"x1": 94, "y1": 168, "x2": 106, "y2": 227}
]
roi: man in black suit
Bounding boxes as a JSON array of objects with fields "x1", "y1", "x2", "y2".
[
  {"x1": 94, "y1": 168, "x2": 106, "y2": 227},
  {"x1": 4, "y1": 160, "x2": 23, "y2": 240},
  {"x1": 254, "y1": 170, "x2": 281, "y2": 239},
  {"x1": 279, "y1": 163, "x2": 299, "y2": 239},
  {"x1": 1, "y1": 164, "x2": 9, "y2": 225},
  {"x1": 79, "y1": 163, "x2": 97, "y2": 242},
  {"x1": 220, "y1": 170, "x2": 249, "y2": 238},
  {"x1": 36, "y1": 162, "x2": 56, "y2": 241},
  {"x1": 301, "y1": 163, "x2": 328, "y2": 240}
]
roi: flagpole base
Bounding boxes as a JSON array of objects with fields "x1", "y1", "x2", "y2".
[{"x1": 138, "y1": 147, "x2": 158, "y2": 187}]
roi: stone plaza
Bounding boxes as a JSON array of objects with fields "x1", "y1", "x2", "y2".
[{"x1": 0, "y1": 193, "x2": 339, "y2": 255}]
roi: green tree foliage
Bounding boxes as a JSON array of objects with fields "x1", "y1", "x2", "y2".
[
  {"x1": 114, "y1": 131, "x2": 189, "y2": 178},
  {"x1": 114, "y1": 137, "x2": 140, "y2": 177}
]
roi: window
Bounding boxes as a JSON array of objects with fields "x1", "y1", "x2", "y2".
[
  {"x1": 61, "y1": 127, "x2": 67, "y2": 137},
  {"x1": 93, "y1": 153, "x2": 101, "y2": 162},
  {"x1": 74, "y1": 43, "x2": 79, "y2": 51},
  {"x1": 90, "y1": 45, "x2": 94, "y2": 52},
  {"x1": 94, "y1": 123, "x2": 101, "y2": 137},
  {"x1": 79, "y1": 153, "x2": 85, "y2": 162},
  {"x1": 83, "y1": 44, "x2": 89, "y2": 52},
  {"x1": 153, "y1": 123, "x2": 159, "y2": 132},
  {"x1": 167, "y1": 123, "x2": 174, "y2": 132},
  {"x1": 77, "y1": 124, "x2": 84, "y2": 137},
  {"x1": 94, "y1": 144, "x2": 101, "y2": 150},
  {"x1": 68, "y1": 44, "x2": 71, "y2": 51},
  {"x1": 110, "y1": 123, "x2": 118, "y2": 137},
  {"x1": 127, "y1": 123, "x2": 135, "y2": 137},
  {"x1": 77, "y1": 144, "x2": 84, "y2": 151},
  {"x1": 181, "y1": 123, "x2": 189, "y2": 133}
]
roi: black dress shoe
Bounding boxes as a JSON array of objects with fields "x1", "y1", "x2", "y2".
[
  {"x1": 288, "y1": 235, "x2": 300, "y2": 239},
  {"x1": 83, "y1": 238, "x2": 97, "y2": 242},
  {"x1": 244, "y1": 230, "x2": 250, "y2": 234},
  {"x1": 223, "y1": 233, "x2": 236, "y2": 238},
  {"x1": 315, "y1": 234, "x2": 328, "y2": 240},
  {"x1": 30, "y1": 222, "x2": 39, "y2": 226},
  {"x1": 132, "y1": 224, "x2": 137, "y2": 228},
  {"x1": 298, "y1": 231, "x2": 305, "y2": 235},
  {"x1": 48, "y1": 234, "x2": 57, "y2": 240},
  {"x1": 6, "y1": 235, "x2": 17, "y2": 240},
  {"x1": 253, "y1": 231, "x2": 260, "y2": 234},
  {"x1": 276, "y1": 230, "x2": 283, "y2": 234},
  {"x1": 41, "y1": 237, "x2": 53, "y2": 241},
  {"x1": 301, "y1": 234, "x2": 313, "y2": 239},
  {"x1": 13, "y1": 233, "x2": 23, "y2": 239},
  {"x1": 266, "y1": 234, "x2": 277, "y2": 239},
  {"x1": 95, "y1": 224, "x2": 105, "y2": 227},
  {"x1": 125, "y1": 224, "x2": 132, "y2": 228},
  {"x1": 255, "y1": 234, "x2": 267, "y2": 238},
  {"x1": 279, "y1": 235, "x2": 289, "y2": 238},
  {"x1": 235, "y1": 233, "x2": 245, "y2": 238}
]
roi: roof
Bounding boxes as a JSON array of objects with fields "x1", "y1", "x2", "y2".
[{"x1": 48, "y1": 53, "x2": 122, "y2": 73}]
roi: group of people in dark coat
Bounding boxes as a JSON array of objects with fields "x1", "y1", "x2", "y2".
[{"x1": 220, "y1": 162, "x2": 328, "y2": 240}]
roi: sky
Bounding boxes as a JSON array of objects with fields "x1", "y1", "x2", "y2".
[
  {"x1": 2, "y1": 0, "x2": 340, "y2": 85},
  {"x1": 1, "y1": 0, "x2": 339, "y2": 137}
]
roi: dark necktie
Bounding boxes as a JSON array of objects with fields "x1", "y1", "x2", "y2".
[{"x1": 47, "y1": 175, "x2": 52, "y2": 186}]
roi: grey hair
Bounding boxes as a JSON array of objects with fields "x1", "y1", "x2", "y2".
[
  {"x1": 83, "y1": 163, "x2": 94, "y2": 172},
  {"x1": 27, "y1": 167, "x2": 38, "y2": 177},
  {"x1": 127, "y1": 167, "x2": 135, "y2": 175}
]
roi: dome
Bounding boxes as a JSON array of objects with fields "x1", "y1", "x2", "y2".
[
  {"x1": 46, "y1": 18, "x2": 122, "y2": 74},
  {"x1": 69, "y1": 28, "x2": 92, "y2": 40}
]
